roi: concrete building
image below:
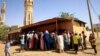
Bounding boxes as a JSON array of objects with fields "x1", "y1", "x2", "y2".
[
  {"x1": 73, "y1": 18, "x2": 86, "y2": 34},
  {"x1": 93, "y1": 23, "x2": 100, "y2": 31},
  {"x1": 8, "y1": 17, "x2": 86, "y2": 44},
  {"x1": 21, "y1": 17, "x2": 86, "y2": 34},
  {"x1": 8, "y1": 25, "x2": 21, "y2": 44}
]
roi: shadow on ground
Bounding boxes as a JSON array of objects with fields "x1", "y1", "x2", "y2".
[{"x1": 83, "y1": 51, "x2": 95, "y2": 55}]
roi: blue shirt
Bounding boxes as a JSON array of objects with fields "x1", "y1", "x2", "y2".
[{"x1": 20, "y1": 39, "x2": 25, "y2": 45}]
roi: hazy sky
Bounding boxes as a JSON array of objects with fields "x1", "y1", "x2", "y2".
[{"x1": 0, "y1": 0, "x2": 100, "y2": 27}]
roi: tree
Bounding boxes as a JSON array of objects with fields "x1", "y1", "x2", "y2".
[
  {"x1": 86, "y1": 26, "x2": 89, "y2": 31},
  {"x1": 59, "y1": 12, "x2": 74, "y2": 18},
  {"x1": 86, "y1": 26, "x2": 91, "y2": 31},
  {"x1": 0, "y1": 25, "x2": 10, "y2": 41},
  {"x1": 59, "y1": 12, "x2": 83, "y2": 22}
]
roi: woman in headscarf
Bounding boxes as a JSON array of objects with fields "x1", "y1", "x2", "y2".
[
  {"x1": 34, "y1": 32, "x2": 39, "y2": 50},
  {"x1": 40, "y1": 32, "x2": 44, "y2": 50},
  {"x1": 29, "y1": 31, "x2": 34, "y2": 49},
  {"x1": 51, "y1": 32, "x2": 57, "y2": 49},
  {"x1": 44, "y1": 30, "x2": 51, "y2": 50}
]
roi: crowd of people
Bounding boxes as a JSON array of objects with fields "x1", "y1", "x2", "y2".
[
  {"x1": 4, "y1": 30, "x2": 97, "y2": 56},
  {"x1": 19, "y1": 30, "x2": 97, "y2": 54}
]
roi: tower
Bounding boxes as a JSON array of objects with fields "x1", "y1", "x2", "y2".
[
  {"x1": 24, "y1": 0, "x2": 33, "y2": 26},
  {"x1": 0, "y1": 0, "x2": 6, "y2": 25},
  {"x1": 0, "y1": 16, "x2": 2, "y2": 24}
]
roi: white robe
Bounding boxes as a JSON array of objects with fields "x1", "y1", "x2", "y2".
[{"x1": 57, "y1": 35, "x2": 64, "y2": 50}]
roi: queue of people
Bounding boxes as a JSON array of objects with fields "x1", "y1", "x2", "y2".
[
  {"x1": 20, "y1": 30, "x2": 54, "y2": 50},
  {"x1": 7, "y1": 30, "x2": 97, "y2": 55}
]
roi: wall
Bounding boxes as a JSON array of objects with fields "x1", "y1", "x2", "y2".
[
  {"x1": 58, "y1": 20, "x2": 73, "y2": 33},
  {"x1": 34, "y1": 20, "x2": 73, "y2": 33},
  {"x1": 72, "y1": 21, "x2": 86, "y2": 34},
  {"x1": 35, "y1": 23, "x2": 56, "y2": 32}
]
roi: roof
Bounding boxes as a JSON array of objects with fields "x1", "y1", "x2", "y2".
[
  {"x1": 8, "y1": 28, "x2": 21, "y2": 34},
  {"x1": 21, "y1": 17, "x2": 86, "y2": 30},
  {"x1": 73, "y1": 18, "x2": 86, "y2": 24}
]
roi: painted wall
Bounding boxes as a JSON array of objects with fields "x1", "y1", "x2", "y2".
[
  {"x1": 58, "y1": 20, "x2": 73, "y2": 33},
  {"x1": 72, "y1": 21, "x2": 86, "y2": 34}
]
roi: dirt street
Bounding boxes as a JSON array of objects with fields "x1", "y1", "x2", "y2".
[{"x1": 0, "y1": 38, "x2": 100, "y2": 56}]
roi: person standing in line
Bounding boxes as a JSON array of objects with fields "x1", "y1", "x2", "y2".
[
  {"x1": 5, "y1": 40, "x2": 11, "y2": 56},
  {"x1": 52, "y1": 32, "x2": 57, "y2": 49},
  {"x1": 79, "y1": 33, "x2": 84, "y2": 51},
  {"x1": 20, "y1": 34, "x2": 25, "y2": 52},
  {"x1": 26, "y1": 32, "x2": 30, "y2": 49},
  {"x1": 31, "y1": 31, "x2": 35, "y2": 50},
  {"x1": 73, "y1": 33, "x2": 79, "y2": 54},
  {"x1": 34, "y1": 32, "x2": 39, "y2": 50},
  {"x1": 82, "y1": 31, "x2": 87, "y2": 49},
  {"x1": 57, "y1": 33, "x2": 64, "y2": 53},
  {"x1": 44, "y1": 30, "x2": 51, "y2": 50},
  {"x1": 67, "y1": 31, "x2": 71, "y2": 50},
  {"x1": 40, "y1": 32, "x2": 44, "y2": 50},
  {"x1": 50, "y1": 32, "x2": 56, "y2": 49},
  {"x1": 29, "y1": 32, "x2": 34, "y2": 49},
  {"x1": 89, "y1": 33, "x2": 97, "y2": 55},
  {"x1": 53, "y1": 31, "x2": 58, "y2": 50},
  {"x1": 70, "y1": 32, "x2": 74, "y2": 49},
  {"x1": 63, "y1": 31, "x2": 68, "y2": 51}
]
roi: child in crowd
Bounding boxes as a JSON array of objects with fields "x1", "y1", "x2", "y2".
[
  {"x1": 20, "y1": 36, "x2": 25, "y2": 52},
  {"x1": 5, "y1": 40, "x2": 11, "y2": 56}
]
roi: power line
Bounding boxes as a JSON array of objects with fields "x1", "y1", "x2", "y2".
[
  {"x1": 89, "y1": 0, "x2": 98, "y2": 16},
  {"x1": 89, "y1": 0, "x2": 100, "y2": 23},
  {"x1": 99, "y1": 15, "x2": 100, "y2": 23}
]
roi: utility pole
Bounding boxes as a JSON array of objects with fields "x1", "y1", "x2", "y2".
[
  {"x1": 99, "y1": 15, "x2": 100, "y2": 23},
  {"x1": 87, "y1": 0, "x2": 94, "y2": 35}
]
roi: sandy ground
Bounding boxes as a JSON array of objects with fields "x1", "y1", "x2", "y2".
[{"x1": 0, "y1": 38, "x2": 100, "y2": 56}]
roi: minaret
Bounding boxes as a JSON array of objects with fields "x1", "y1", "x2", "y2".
[
  {"x1": 1, "y1": 0, "x2": 6, "y2": 25},
  {"x1": 0, "y1": 16, "x2": 2, "y2": 25},
  {"x1": 24, "y1": 0, "x2": 33, "y2": 26}
]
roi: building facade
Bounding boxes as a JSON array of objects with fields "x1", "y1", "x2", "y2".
[
  {"x1": 72, "y1": 20, "x2": 86, "y2": 34},
  {"x1": 21, "y1": 17, "x2": 86, "y2": 34},
  {"x1": 93, "y1": 23, "x2": 100, "y2": 31},
  {"x1": 8, "y1": 17, "x2": 86, "y2": 44}
]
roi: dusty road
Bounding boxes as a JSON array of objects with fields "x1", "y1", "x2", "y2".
[{"x1": 0, "y1": 38, "x2": 100, "y2": 56}]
